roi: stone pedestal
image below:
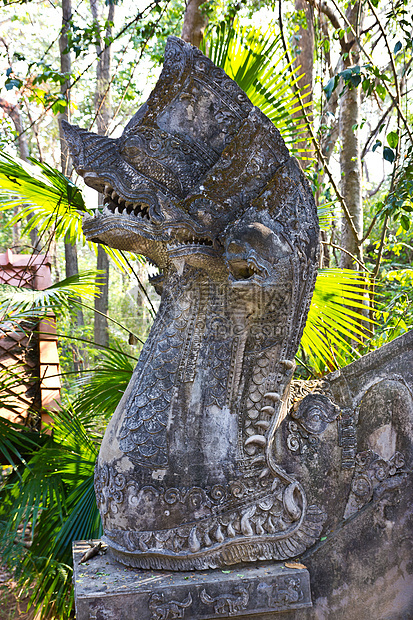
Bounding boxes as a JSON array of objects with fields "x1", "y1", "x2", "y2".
[{"x1": 73, "y1": 541, "x2": 312, "y2": 619}]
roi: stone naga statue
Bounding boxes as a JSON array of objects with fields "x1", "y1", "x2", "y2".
[{"x1": 63, "y1": 36, "x2": 325, "y2": 570}]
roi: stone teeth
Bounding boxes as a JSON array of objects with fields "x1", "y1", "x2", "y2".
[
  {"x1": 251, "y1": 455, "x2": 266, "y2": 466},
  {"x1": 260, "y1": 406, "x2": 275, "y2": 416},
  {"x1": 264, "y1": 392, "x2": 281, "y2": 402},
  {"x1": 111, "y1": 191, "x2": 117, "y2": 201},
  {"x1": 204, "y1": 530, "x2": 212, "y2": 547},
  {"x1": 256, "y1": 420, "x2": 270, "y2": 430},
  {"x1": 245, "y1": 435, "x2": 267, "y2": 447},
  {"x1": 282, "y1": 359, "x2": 296, "y2": 370},
  {"x1": 104, "y1": 184, "x2": 111, "y2": 195}
]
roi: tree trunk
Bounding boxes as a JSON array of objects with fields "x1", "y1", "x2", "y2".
[
  {"x1": 59, "y1": 0, "x2": 72, "y2": 177},
  {"x1": 59, "y1": 0, "x2": 84, "y2": 326},
  {"x1": 94, "y1": 244, "x2": 109, "y2": 348},
  {"x1": 339, "y1": 2, "x2": 363, "y2": 270},
  {"x1": 292, "y1": 0, "x2": 315, "y2": 168},
  {"x1": 90, "y1": 0, "x2": 114, "y2": 348},
  {"x1": 0, "y1": 98, "x2": 29, "y2": 161},
  {"x1": 181, "y1": 0, "x2": 208, "y2": 49},
  {"x1": 0, "y1": 98, "x2": 41, "y2": 251}
]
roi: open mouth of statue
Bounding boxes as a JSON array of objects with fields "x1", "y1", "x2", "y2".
[
  {"x1": 103, "y1": 184, "x2": 151, "y2": 221},
  {"x1": 167, "y1": 233, "x2": 214, "y2": 256},
  {"x1": 227, "y1": 259, "x2": 262, "y2": 281}
]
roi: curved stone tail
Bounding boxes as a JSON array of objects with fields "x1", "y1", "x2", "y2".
[{"x1": 200, "y1": 590, "x2": 216, "y2": 605}]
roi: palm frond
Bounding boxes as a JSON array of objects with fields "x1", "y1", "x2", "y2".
[
  {"x1": 72, "y1": 348, "x2": 135, "y2": 425},
  {"x1": 0, "y1": 416, "x2": 46, "y2": 472},
  {"x1": 202, "y1": 20, "x2": 312, "y2": 158},
  {"x1": 0, "y1": 406, "x2": 100, "y2": 620},
  {"x1": 0, "y1": 153, "x2": 141, "y2": 276},
  {"x1": 0, "y1": 272, "x2": 101, "y2": 323},
  {"x1": 0, "y1": 152, "x2": 87, "y2": 245},
  {"x1": 317, "y1": 201, "x2": 335, "y2": 231},
  {"x1": 301, "y1": 268, "x2": 376, "y2": 373}
]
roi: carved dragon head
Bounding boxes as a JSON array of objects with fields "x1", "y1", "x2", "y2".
[{"x1": 62, "y1": 36, "x2": 319, "y2": 287}]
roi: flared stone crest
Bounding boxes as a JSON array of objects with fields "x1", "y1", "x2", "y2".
[{"x1": 63, "y1": 36, "x2": 325, "y2": 570}]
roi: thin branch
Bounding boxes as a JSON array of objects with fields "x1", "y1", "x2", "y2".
[
  {"x1": 310, "y1": 0, "x2": 342, "y2": 30},
  {"x1": 329, "y1": 0, "x2": 413, "y2": 144},
  {"x1": 90, "y1": 0, "x2": 172, "y2": 135},
  {"x1": 321, "y1": 241, "x2": 371, "y2": 272},
  {"x1": 11, "y1": 0, "x2": 163, "y2": 143},
  {"x1": 74, "y1": 300, "x2": 145, "y2": 345},
  {"x1": 279, "y1": 0, "x2": 361, "y2": 244},
  {"x1": 366, "y1": 176, "x2": 384, "y2": 199},
  {"x1": 36, "y1": 330, "x2": 140, "y2": 361},
  {"x1": 372, "y1": 214, "x2": 388, "y2": 279},
  {"x1": 119, "y1": 250, "x2": 156, "y2": 317},
  {"x1": 361, "y1": 102, "x2": 393, "y2": 160},
  {"x1": 365, "y1": 0, "x2": 401, "y2": 106}
]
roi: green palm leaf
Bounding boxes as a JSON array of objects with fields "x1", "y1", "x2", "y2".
[
  {"x1": 0, "y1": 271, "x2": 100, "y2": 321},
  {"x1": 0, "y1": 152, "x2": 86, "y2": 244},
  {"x1": 72, "y1": 348, "x2": 136, "y2": 425},
  {"x1": 0, "y1": 153, "x2": 140, "y2": 275},
  {"x1": 301, "y1": 268, "x2": 376, "y2": 373},
  {"x1": 201, "y1": 19, "x2": 312, "y2": 158},
  {"x1": 0, "y1": 407, "x2": 101, "y2": 620}
]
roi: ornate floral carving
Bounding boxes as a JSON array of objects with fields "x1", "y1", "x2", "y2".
[
  {"x1": 344, "y1": 450, "x2": 406, "y2": 518},
  {"x1": 94, "y1": 462, "x2": 126, "y2": 517},
  {"x1": 286, "y1": 393, "x2": 340, "y2": 456}
]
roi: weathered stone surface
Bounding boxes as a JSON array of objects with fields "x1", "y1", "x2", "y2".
[
  {"x1": 276, "y1": 328, "x2": 413, "y2": 619},
  {"x1": 73, "y1": 541, "x2": 312, "y2": 619},
  {"x1": 66, "y1": 33, "x2": 413, "y2": 619},
  {"x1": 64, "y1": 36, "x2": 322, "y2": 571}
]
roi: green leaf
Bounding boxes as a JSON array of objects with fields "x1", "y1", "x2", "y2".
[
  {"x1": 324, "y1": 76, "x2": 337, "y2": 100},
  {"x1": 340, "y1": 68, "x2": 352, "y2": 81},
  {"x1": 386, "y1": 131, "x2": 399, "y2": 149},
  {"x1": 362, "y1": 78, "x2": 373, "y2": 96},
  {"x1": 350, "y1": 74, "x2": 361, "y2": 88},
  {"x1": 383, "y1": 147, "x2": 395, "y2": 163},
  {"x1": 376, "y1": 83, "x2": 386, "y2": 101},
  {"x1": 400, "y1": 214, "x2": 410, "y2": 231}
]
